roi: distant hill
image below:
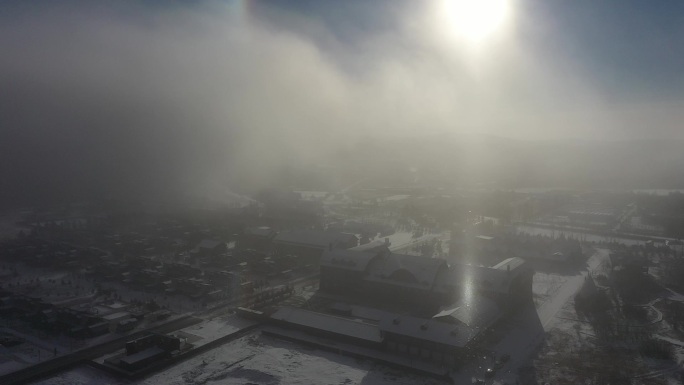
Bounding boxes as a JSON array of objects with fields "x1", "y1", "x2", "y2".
[
  {"x1": 324, "y1": 134, "x2": 684, "y2": 191},
  {"x1": 2, "y1": 132, "x2": 684, "y2": 210}
]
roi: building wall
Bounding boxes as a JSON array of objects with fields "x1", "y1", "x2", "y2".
[
  {"x1": 268, "y1": 318, "x2": 381, "y2": 349},
  {"x1": 383, "y1": 333, "x2": 463, "y2": 367},
  {"x1": 364, "y1": 280, "x2": 443, "y2": 313},
  {"x1": 509, "y1": 268, "x2": 534, "y2": 303}
]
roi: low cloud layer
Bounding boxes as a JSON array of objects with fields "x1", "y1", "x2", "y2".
[{"x1": 1, "y1": 1, "x2": 683, "y2": 207}]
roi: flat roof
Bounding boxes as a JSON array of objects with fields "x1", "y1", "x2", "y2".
[
  {"x1": 120, "y1": 346, "x2": 166, "y2": 365},
  {"x1": 433, "y1": 265, "x2": 510, "y2": 295},
  {"x1": 271, "y1": 306, "x2": 382, "y2": 343},
  {"x1": 378, "y1": 313, "x2": 478, "y2": 348},
  {"x1": 103, "y1": 311, "x2": 131, "y2": 321},
  {"x1": 433, "y1": 296, "x2": 502, "y2": 329},
  {"x1": 492, "y1": 257, "x2": 528, "y2": 272}
]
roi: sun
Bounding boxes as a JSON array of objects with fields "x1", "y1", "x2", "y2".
[{"x1": 440, "y1": 0, "x2": 511, "y2": 44}]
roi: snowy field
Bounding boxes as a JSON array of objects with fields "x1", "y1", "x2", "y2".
[
  {"x1": 30, "y1": 250, "x2": 603, "y2": 385},
  {"x1": 176, "y1": 318, "x2": 253, "y2": 346},
  {"x1": 34, "y1": 333, "x2": 448, "y2": 385},
  {"x1": 533, "y1": 272, "x2": 569, "y2": 303}
]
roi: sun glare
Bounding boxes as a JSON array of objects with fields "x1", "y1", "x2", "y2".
[{"x1": 440, "y1": 0, "x2": 511, "y2": 44}]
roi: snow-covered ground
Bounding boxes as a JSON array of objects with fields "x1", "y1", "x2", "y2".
[
  {"x1": 462, "y1": 248, "x2": 612, "y2": 383},
  {"x1": 2, "y1": 262, "x2": 203, "y2": 315},
  {"x1": 0, "y1": 319, "x2": 90, "y2": 376},
  {"x1": 29, "y1": 249, "x2": 612, "y2": 384},
  {"x1": 0, "y1": 338, "x2": 52, "y2": 377},
  {"x1": 0, "y1": 261, "x2": 199, "y2": 377},
  {"x1": 34, "y1": 333, "x2": 449, "y2": 385},
  {"x1": 508, "y1": 246, "x2": 684, "y2": 384},
  {"x1": 534, "y1": 248, "x2": 609, "y2": 329},
  {"x1": 533, "y1": 273, "x2": 569, "y2": 303}
]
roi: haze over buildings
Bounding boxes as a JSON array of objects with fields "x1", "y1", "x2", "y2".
[
  {"x1": 2, "y1": 3, "x2": 684, "y2": 382},
  {"x1": 1, "y1": 0, "x2": 684, "y2": 208}
]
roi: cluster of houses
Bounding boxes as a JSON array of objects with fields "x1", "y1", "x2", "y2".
[
  {"x1": 87, "y1": 226, "x2": 363, "y2": 301},
  {"x1": 3, "y1": 203, "x2": 543, "y2": 372},
  {"x1": 0, "y1": 222, "x2": 369, "y2": 322},
  {"x1": 77, "y1": 227, "x2": 362, "y2": 301},
  {"x1": 1, "y1": 237, "x2": 102, "y2": 270},
  {"x1": 0, "y1": 287, "x2": 165, "y2": 339},
  {"x1": 89, "y1": 256, "x2": 242, "y2": 301},
  {"x1": 237, "y1": 227, "x2": 359, "y2": 259}
]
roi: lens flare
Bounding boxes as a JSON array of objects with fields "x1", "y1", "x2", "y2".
[{"x1": 440, "y1": 0, "x2": 511, "y2": 44}]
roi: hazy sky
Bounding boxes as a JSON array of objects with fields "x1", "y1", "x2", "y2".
[{"x1": 1, "y1": 0, "x2": 683, "y2": 205}]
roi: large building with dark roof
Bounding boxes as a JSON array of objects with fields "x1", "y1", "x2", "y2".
[
  {"x1": 378, "y1": 312, "x2": 479, "y2": 364},
  {"x1": 266, "y1": 246, "x2": 533, "y2": 368},
  {"x1": 320, "y1": 246, "x2": 533, "y2": 314},
  {"x1": 270, "y1": 306, "x2": 382, "y2": 347}
]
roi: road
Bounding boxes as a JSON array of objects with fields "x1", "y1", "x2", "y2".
[
  {"x1": 469, "y1": 248, "x2": 612, "y2": 384},
  {"x1": 537, "y1": 248, "x2": 609, "y2": 329}
]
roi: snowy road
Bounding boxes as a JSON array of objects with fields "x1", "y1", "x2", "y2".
[
  {"x1": 477, "y1": 248, "x2": 611, "y2": 384},
  {"x1": 31, "y1": 249, "x2": 613, "y2": 385},
  {"x1": 537, "y1": 275, "x2": 584, "y2": 330},
  {"x1": 35, "y1": 333, "x2": 449, "y2": 385},
  {"x1": 538, "y1": 248, "x2": 609, "y2": 330}
]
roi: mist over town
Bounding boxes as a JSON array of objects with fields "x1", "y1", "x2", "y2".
[{"x1": 1, "y1": 1, "x2": 684, "y2": 384}]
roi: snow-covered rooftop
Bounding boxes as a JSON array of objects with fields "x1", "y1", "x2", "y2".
[
  {"x1": 433, "y1": 295, "x2": 502, "y2": 329},
  {"x1": 378, "y1": 313, "x2": 478, "y2": 348},
  {"x1": 271, "y1": 306, "x2": 382, "y2": 343},
  {"x1": 120, "y1": 346, "x2": 166, "y2": 365}
]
